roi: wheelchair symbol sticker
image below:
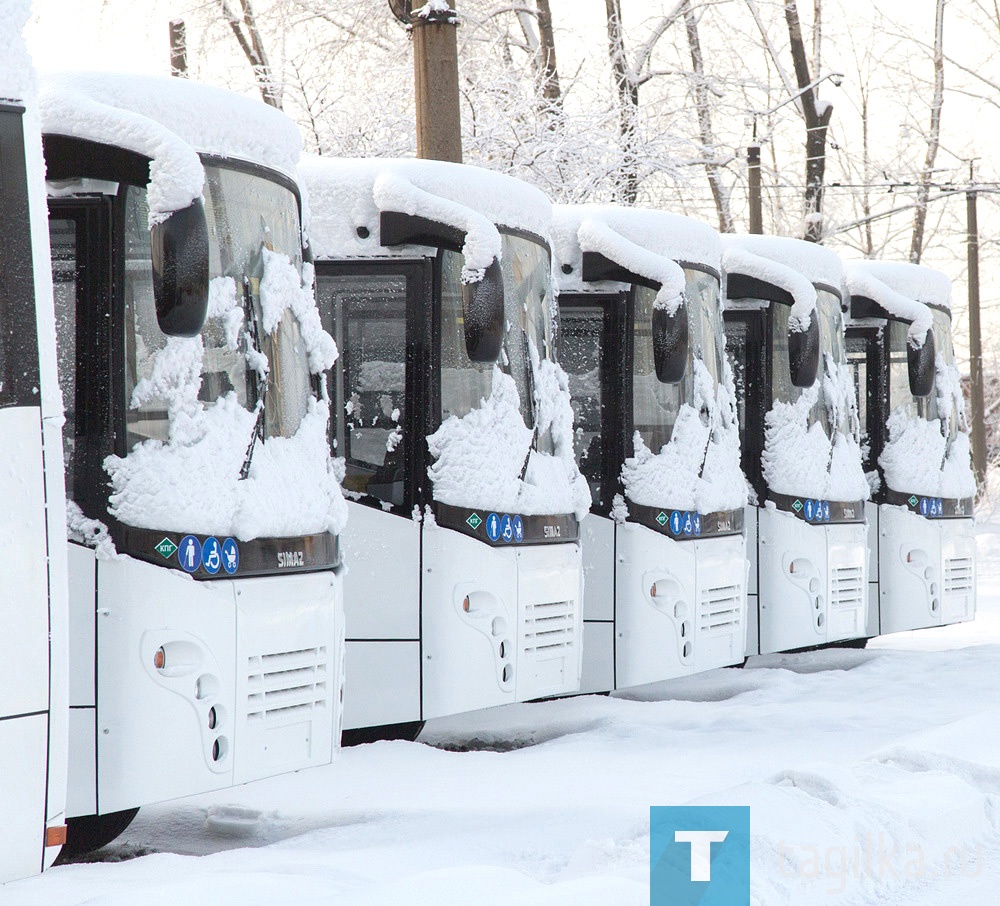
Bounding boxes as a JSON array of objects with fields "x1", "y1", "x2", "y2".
[{"x1": 202, "y1": 537, "x2": 222, "y2": 575}]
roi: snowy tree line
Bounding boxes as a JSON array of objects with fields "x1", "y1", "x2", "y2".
[{"x1": 140, "y1": 1, "x2": 1000, "y2": 460}]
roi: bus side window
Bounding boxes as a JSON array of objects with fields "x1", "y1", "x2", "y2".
[{"x1": 50, "y1": 218, "x2": 78, "y2": 498}]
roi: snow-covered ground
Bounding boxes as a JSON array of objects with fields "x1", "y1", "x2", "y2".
[{"x1": 7, "y1": 525, "x2": 1000, "y2": 905}]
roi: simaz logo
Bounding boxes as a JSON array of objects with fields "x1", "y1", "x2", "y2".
[
  {"x1": 543, "y1": 524, "x2": 561, "y2": 539},
  {"x1": 277, "y1": 551, "x2": 305, "y2": 568},
  {"x1": 843, "y1": 506, "x2": 855, "y2": 520}
]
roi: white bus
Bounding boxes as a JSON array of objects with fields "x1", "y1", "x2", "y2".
[
  {"x1": 722, "y1": 236, "x2": 870, "y2": 654},
  {"x1": 41, "y1": 73, "x2": 347, "y2": 853},
  {"x1": 553, "y1": 206, "x2": 747, "y2": 690},
  {"x1": 845, "y1": 262, "x2": 975, "y2": 636},
  {"x1": 0, "y1": 3, "x2": 70, "y2": 882},
  {"x1": 302, "y1": 157, "x2": 589, "y2": 739}
]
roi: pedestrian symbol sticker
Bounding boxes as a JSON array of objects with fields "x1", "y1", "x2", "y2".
[
  {"x1": 486, "y1": 513, "x2": 501, "y2": 542},
  {"x1": 512, "y1": 515, "x2": 524, "y2": 543},
  {"x1": 670, "y1": 511, "x2": 682, "y2": 535},
  {"x1": 222, "y1": 538, "x2": 239, "y2": 575},
  {"x1": 500, "y1": 514, "x2": 514, "y2": 543},
  {"x1": 155, "y1": 537, "x2": 178, "y2": 560},
  {"x1": 179, "y1": 535, "x2": 202, "y2": 573},
  {"x1": 804, "y1": 499, "x2": 815, "y2": 521},
  {"x1": 202, "y1": 537, "x2": 222, "y2": 575}
]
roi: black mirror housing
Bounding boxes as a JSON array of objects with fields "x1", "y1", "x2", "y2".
[
  {"x1": 462, "y1": 258, "x2": 505, "y2": 363},
  {"x1": 652, "y1": 301, "x2": 688, "y2": 383},
  {"x1": 150, "y1": 199, "x2": 210, "y2": 337},
  {"x1": 789, "y1": 314, "x2": 820, "y2": 388},
  {"x1": 908, "y1": 328, "x2": 936, "y2": 398}
]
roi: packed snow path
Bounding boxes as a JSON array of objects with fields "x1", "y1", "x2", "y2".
[{"x1": 7, "y1": 526, "x2": 1000, "y2": 904}]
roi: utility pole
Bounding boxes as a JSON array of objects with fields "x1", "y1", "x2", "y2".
[
  {"x1": 967, "y1": 180, "x2": 987, "y2": 491},
  {"x1": 748, "y1": 144, "x2": 762, "y2": 233},
  {"x1": 408, "y1": 1, "x2": 463, "y2": 163},
  {"x1": 169, "y1": 19, "x2": 187, "y2": 78}
]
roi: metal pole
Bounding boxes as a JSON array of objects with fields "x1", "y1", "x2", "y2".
[
  {"x1": 169, "y1": 19, "x2": 188, "y2": 78},
  {"x1": 748, "y1": 144, "x2": 762, "y2": 234},
  {"x1": 967, "y1": 187, "x2": 987, "y2": 491},
  {"x1": 411, "y1": 4, "x2": 462, "y2": 163}
]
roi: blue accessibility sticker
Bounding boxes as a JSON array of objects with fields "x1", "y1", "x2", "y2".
[
  {"x1": 202, "y1": 536, "x2": 222, "y2": 575},
  {"x1": 670, "y1": 511, "x2": 683, "y2": 536},
  {"x1": 486, "y1": 513, "x2": 502, "y2": 542},
  {"x1": 693, "y1": 513, "x2": 702, "y2": 536},
  {"x1": 821, "y1": 500, "x2": 831, "y2": 521},
  {"x1": 178, "y1": 535, "x2": 202, "y2": 573},
  {"x1": 512, "y1": 515, "x2": 524, "y2": 543},
  {"x1": 804, "y1": 499, "x2": 816, "y2": 521},
  {"x1": 222, "y1": 538, "x2": 240, "y2": 575},
  {"x1": 682, "y1": 512, "x2": 693, "y2": 536},
  {"x1": 500, "y1": 514, "x2": 514, "y2": 543}
]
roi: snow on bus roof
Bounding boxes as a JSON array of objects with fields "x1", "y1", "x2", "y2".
[
  {"x1": 845, "y1": 261, "x2": 938, "y2": 347},
  {"x1": 299, "y1": 156, "x2": 552, "y2": 280},
  {"x1": 0, "y1": 1, "x2": 33, "y2": 100},
  {"x1": 553, "y1": 204, "x2": 716, "y2": 312},
  {"x1": 722, "y1": 235, "x2": 843, "y2": 331},
  {"x1": 39, "y1": 71, "x2": 302, "y2": 224}
]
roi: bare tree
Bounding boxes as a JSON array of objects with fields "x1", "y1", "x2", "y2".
[
  {"x1": 909, "y1": 0, "x2": 946, "y2": 263},
  {"x1": 220, "y1": 0, "x2": 282, "y2": 109}
]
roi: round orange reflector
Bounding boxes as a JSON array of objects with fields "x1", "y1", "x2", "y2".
[
  {"x1": 153, "y1": 647, "x2": 166, "y2": 670},
  {"x1": 463, "y1": 596, "x2": 471, "y2": 612}
]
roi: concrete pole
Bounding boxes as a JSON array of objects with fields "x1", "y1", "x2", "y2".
[
  {"x1": 748, "y1": 144, "x2": 762, "y2": 234},
  {"x1": 967, "y1": 188, "x2": 987, "y2": 491},
  {"x1": 411, "y1": 4, "x2": 462, "y2": 163}
]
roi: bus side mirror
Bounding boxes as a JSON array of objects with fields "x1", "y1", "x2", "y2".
[
  {"x1": 788, "y1": 314, "x2": 820, "y2": 388},
  {"x1": 908, "y1": 328, "x2": 936, "y2": 397},
  {"x1": 462, "y1": 258, "x2": 504, "y2": 363},
  {"x1": 652, "y1": 300, "x2": 688, "y2": 383},
  {"x1": 150, "y1": 199, "x2": 210, "y2": 337}
]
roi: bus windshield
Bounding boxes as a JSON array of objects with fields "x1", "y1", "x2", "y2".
[
  {"x1": 632, "y1": 267, "x2": 724, "y2": 452},
  {"x1": 125, "y1": 165, "x2": 312, "y2": 450},
  {"x1": 439, "y1": 231, "x2": 554, "y2": 449}
]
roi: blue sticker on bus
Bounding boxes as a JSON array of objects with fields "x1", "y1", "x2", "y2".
[
  {"x1": 804, "y1": 499, "x2": 815, "y2": 521},
  {"x1": 693, "y1": 513, "x2": 702, "y2": 536},
  {"x1": 486, "y1": 513, "x2": 502, "y2": 542},
  {"x1": 512, "y1": 515, "x2": 524, "y2": 543},
  {"x1": 222, "y1": 538, "x2": 240, "y2": 574},
  {"x1": 179, "y1": 535, "x2": 202, "y2": 573},
  {"x1": 670, "y1": 511, "x2": 683, "y2": 535},
  {"x1": 500, "y1": 514, "x2": 514, "y2": 543},
  {"x1": 822, "y1": 500, "x2": 831, "y2": 522},
  {"x1": 202, "y1": 536, "x2": 222, "y2": 575},
  {"x1": 683, "y1": 512, "x2": 693, "y2": 536}
]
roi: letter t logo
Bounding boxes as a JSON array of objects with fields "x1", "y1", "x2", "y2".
[{"x1": 675, "y1": 830, "x2": 729, "y2": 881}]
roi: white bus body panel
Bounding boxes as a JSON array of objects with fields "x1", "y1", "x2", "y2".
[
  {"x1": 341, "y1": 502, "x2": 421, "y2": 730},
  {"x1": 421, "y1": 527, "x2": 583, "y2": 720},
  {"x1": 580, "y1": 515, "x2": 615, "y2": 693},
  {"x1": 67, "y1": 552, "x2": 343, "y2": 817},
  {"x1": 614, "y1": 524, "x2": 746, "y2": 689},
  {"x1": 877, "y1": 505, "x2": 975, "y2": 634},
  {"x1": 0, "y1": 409, "x2": 54, "y2": 882},
  {"x1": 757, "y1": 507, "x2": 868, "y2": 653}
]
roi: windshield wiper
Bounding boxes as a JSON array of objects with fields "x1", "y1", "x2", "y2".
[{"x1": 239, "y1": 274, "x2": 267, "y2": 480}]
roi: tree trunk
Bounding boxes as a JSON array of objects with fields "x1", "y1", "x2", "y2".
[
  {"x1": 910, "y1": 0, "x2": 946, "y2": 264},
  {"x1": 222, "y1": 0, "x2": 282, "y2": 109},
  {"x1": 536, "y1": 0, "x2": 563, "y2": 116},
  {"x1": 683, "y1": 2, "x2": 733, "y2": 232},
  {"x1": 784, "y1": 0, "x2": 832, "y2": 242},
  {"x1": 605, "y1": 0, "x2": 639, "y2": 204}
]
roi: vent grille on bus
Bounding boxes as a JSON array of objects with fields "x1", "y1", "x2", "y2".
[
  {"x1": 831, "y1": 566, "x2": 865, "y2": 610},
  {"x1": 523, "y1": 600, "x2": 576, "y2": 654},
  {"x1": 944, "y1": 557, "x2": 974, "y2": 597},
  {"x1": 699, "y1": 585, "x2": 742, "y2": 632},
  {"x1": 246, "y1": 647, "x2": 328, "y2": 722}
]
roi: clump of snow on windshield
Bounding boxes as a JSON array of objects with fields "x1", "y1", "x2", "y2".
[
  {"x1": 845, "y1": 262, "x2": 934, "y2": 346},
  {"x1": 66, "y1": 500, "x2": 117, "y2": 559},
  {"x1": 722, "y1": 235, "x2": 841, "y2": 331},
  {"x1": 427, "y1": 367, "x2": 590, "y2": 520},
  {"x1": 106, "y1": 253, "x2": 347, "y2": 538},
  {"x1": 880, "y1": 354, "x2": 976, "y2": 500},
  {"x1": 299, "y1": 156, "x2": 551, "y2": 272},
  {"x1": 553, "y1": 205, "x2": 699, "y2": 313},
  {"x1": 40, "y1": 71, "x2": 302, "y2": 225},
  {"x1": 762, "y1": 381, "x2": 870, "y2": 501},
  {"x1": 622, "y1": 359, "x2": 747, "y2": 513}
]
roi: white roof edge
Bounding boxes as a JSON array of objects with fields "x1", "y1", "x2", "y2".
[{"x1": 722, "y1": 240, "x2": 818, "y2": 331}]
